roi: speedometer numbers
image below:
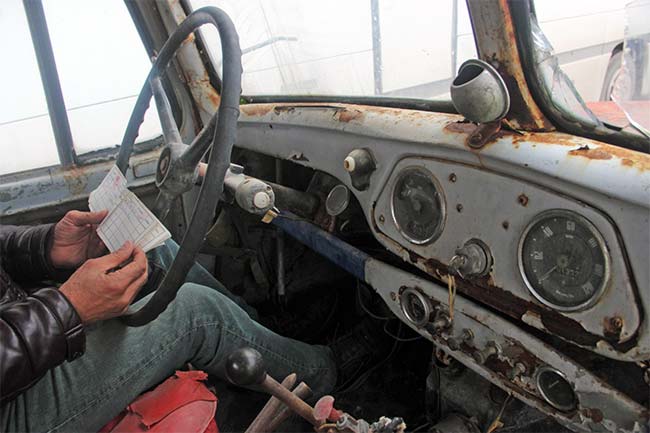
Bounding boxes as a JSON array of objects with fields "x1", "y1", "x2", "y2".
[{"x1": 519, "y1": 210, "x2": 610, "y2": 312}]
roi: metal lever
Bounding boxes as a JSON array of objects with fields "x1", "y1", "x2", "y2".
[
  {"x1": 225, "y1": 348, "x2": 319, "y2": 425},
  {"x1": 223, "y1": 164, "x2": 276, "y2": 215}
]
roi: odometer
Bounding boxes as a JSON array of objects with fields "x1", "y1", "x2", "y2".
[{"x1": 519, "y1": 210, "x2": 610, "y2": 311}]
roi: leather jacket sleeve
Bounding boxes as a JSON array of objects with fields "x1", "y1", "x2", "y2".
[
  {"x1": 0, "y1": 224, "x2": 66, "y2": 285},
  {"x1": 0, "y1": 287, "x2": 85, "y2": 405},
  {"x1": 0, "y1": 224, "x2": 86, "y2": 405}
]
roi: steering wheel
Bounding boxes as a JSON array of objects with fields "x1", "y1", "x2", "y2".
[{"x1": 114, "y1": 7, "x2": 241, "y2": 326}]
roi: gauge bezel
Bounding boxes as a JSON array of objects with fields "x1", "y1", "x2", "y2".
[
  {"x1": 390, "y1": 166, "x2": 446, "y2": 245},
  {"x1": 534, "y1": 366, "x2": 578, "y2": 412},
  {"x1": 400, "y1": 287, "x2": 432, "y2": 328},
  {"x1": 517, "y1": 209, "x2": 611, "y2": 312}
]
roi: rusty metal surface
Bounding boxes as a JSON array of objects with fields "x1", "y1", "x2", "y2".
[
  {"x1": 233, "y1": 102, "x2": 650, "y2": 431},
  {"x1": 0, "y1": 148, "x2": 161, "y2": 221},
  {"x1": 466, "y1": 0, "x2": 554, "y2": 131},
  {"x1": 372, "y1": 156, "x2": 642, "y2": 357},
  {"x1": 160, "y1": 0, "x2": 220, "y2": 122},
  {"x1": 364, "y1": 258, "x2": 649, "y2": 433}
]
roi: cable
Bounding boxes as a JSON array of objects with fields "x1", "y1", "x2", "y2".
[
  {"x1": 383, "y1": 321, "x2": 423, "y2": 342},
  {"x1": 356, "y1": 281, "x2": 392, "y2": 321}
]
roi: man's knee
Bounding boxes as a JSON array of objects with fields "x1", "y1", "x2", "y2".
[{"x1": 170, "y1": 283, "x2": 234, "y2": 322}]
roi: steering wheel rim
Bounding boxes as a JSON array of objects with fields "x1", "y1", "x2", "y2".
[{"x1": 115, "y1": 6, "x2": 242, "y2": 327}]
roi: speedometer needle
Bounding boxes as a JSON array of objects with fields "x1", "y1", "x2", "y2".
[{"x1": 539, "y1": 265, "x2": 558, "y2": 282}]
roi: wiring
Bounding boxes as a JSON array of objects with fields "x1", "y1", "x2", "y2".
[{"x1": 356, "y1": 281, "x2": 392, "y2": 321}]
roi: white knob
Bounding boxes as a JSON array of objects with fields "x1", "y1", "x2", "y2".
[
  {"x1": 343, "y1": 156, "x2": 356, "y2": 172},
  {"x1": 253, "y1": 191, "x2": 271, "y2": 209}
]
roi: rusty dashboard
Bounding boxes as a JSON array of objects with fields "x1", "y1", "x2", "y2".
[{"x1": 235, "y1": 102, "x2": 650, "y2": 432}]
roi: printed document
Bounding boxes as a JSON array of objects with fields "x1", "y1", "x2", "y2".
[{"x1": 89, "y1": 165, "x2": 170, "y2": 253}]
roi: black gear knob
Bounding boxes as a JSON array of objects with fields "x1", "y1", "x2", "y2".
[{"x1": 226, "y1": 347, "x2": 267, "y2": 386}]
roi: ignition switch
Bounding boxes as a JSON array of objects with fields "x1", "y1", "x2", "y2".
[{"x1": 449, "y1": 240, "x2": 492, "y2": 279}]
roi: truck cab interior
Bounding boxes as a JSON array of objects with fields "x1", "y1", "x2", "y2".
[{"x1": 1, "y1": 1, "x2": 649, "y2": 432}]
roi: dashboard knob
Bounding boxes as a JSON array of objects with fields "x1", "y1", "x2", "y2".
[
  {"x1": 473, "y1": 341, "x2": 501, "y2": 365},
  {"x1": 507, "y1": 362, "x2": 527, "y2": 380},
  {"x1": 449, "y1": 240, "x2": 492, "y2": 279}
]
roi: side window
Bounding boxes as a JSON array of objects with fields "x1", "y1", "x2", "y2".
[
  {"x1": 0, "y1": 0, "x2": 160, "y2": 176},
  {"x1": 0, "y1": 0, "x2": 59, "y2": 174}
]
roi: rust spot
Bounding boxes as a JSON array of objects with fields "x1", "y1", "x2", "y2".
[
  {"x1": 61, "y1": 166, "x2": 90, "y2": 196},
  {"x1": 335, "y1": 109, "x2": 364, "y2": 123},
  {"x1": 603, "y1": 316, "x2": 623, "y2": 341},
  {"x1": 581, "y1": 408, "x2": 604, "y2": 423},
  {"x1": 444, "y1": 121, "x2": 476, "y2": 135},
  {"x1": 240, "y1": 104, "x2": 274, "y2": 117},
  {"x1": 568, "y1": 146, "x2": 613, "y2": 161},
  {"x1": 517, "y1": 194, "x2": 528, "y2": 206},
  {"x1": 408, "y1": 253, "x2": 621, "y2": 349}
]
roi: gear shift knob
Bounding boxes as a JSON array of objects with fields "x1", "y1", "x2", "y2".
[{"x1": 226, "y1": 347, "x2": 267, "y2": 386}]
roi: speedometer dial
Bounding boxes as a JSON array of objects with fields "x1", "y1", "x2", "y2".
[
  {"x1": 391, "y1": 167, "x2": 445, "y2": 245},
  {"x1": 519, "y1": 210, "x2": 610, "y2": 311}
]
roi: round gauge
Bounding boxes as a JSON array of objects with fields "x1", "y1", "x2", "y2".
[
  {"x1": 519, "y1": 209, "x2": 610, "y2": 312},
  {"x1": 391, "y1": 167, "x2": 445, "y2": 244},
  {"x1": 400, "y1": 287, "x2": 432, "y2": 327},
  {"x1": 535, "y1": 367, "x2": 577, "y2": 412}
]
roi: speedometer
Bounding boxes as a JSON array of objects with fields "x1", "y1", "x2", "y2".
[{"x1": 519, "y1": 210, "x2": 610, "y2": 312}]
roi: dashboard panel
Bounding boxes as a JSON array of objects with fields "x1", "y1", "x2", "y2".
[
  {"x1": 236, "y1": 102, "x2": 650, "y2": 432},
  {"x1": 372, "y1": 157, "x2": 640, "y2": 349}
]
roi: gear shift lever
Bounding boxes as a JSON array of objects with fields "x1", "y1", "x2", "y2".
[{"x1": 226, "y1": 348, "x2": 319, "y2": 426}]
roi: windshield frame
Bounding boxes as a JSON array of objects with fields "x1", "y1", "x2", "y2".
[{"x1": 510, "y1": 0, "x2": 650, "y2": 153}]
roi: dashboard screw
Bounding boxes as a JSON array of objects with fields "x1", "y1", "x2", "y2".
[
  {"x1": 517, "y1": 194, "x2": 529, "y2": 206},
  {"x1": 378, "y1": 215, "x2": 385, "y2": 223},
  {"x1": 456, "y1": 204, "x2": 463, "y2": 213},
  {"x1": 448, "y1": 173, "x2": 457, "y2": 182},
  {"x1": 502, "y1": 221, "x2": 509, "y2": 230}
]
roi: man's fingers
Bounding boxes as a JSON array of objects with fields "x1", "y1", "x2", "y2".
[
  {"x1": 67, "y1": 210, "x2": 108, "y2": 226},
  {"x1": 113, "y1": 247, "x2": 147, "y2": 282},
  {"x1": 98, "y1": 241, "x2": 135, "y2": 269},
  {"x1": 121, "y1": 270, "x2": 149, "y2": 309}
]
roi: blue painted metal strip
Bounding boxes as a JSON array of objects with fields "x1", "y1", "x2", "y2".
[{"x1": 271, "y1": 212, "x2": 368, "y2": 280}]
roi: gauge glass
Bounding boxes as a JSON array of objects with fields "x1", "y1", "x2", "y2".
[
  {"x1": 391, "y1": 167, "x2": 445, "y2": 244},
  {"x1": 400, "y1": 288, "x2": 431, "y2": 327},
  {"x1": 535, "y1": 367, "x2": 577, "y2": 412},
  {"x1": 519, "y1": 210, "x2": 610, "y2": 311}
]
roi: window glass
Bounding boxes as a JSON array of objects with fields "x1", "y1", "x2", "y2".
[
  {"x1": 42, "y1": 0, "x2": 160, "y2": 155},
  {"x1": 0, "y1": 0, "x2": 161, "y2": 176},
  {"x1": 532, "y1": 0, "x2": 649, "y2": 133},
  {"x1": 190, "y1": 0, "x2": 477, "y2": 100},
  {"x1": 0, "y1": 0, "x2": 59, "y2": 175}
]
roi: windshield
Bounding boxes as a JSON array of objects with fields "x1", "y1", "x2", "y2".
[{"x1": 190, "y1": 0, "x2": 476, "y2": 100}]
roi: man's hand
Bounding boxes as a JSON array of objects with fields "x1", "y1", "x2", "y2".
[
  {"x1": 50, "y1": 210, "x2": 109, "y2": 269},
  {"x1": 60, "y1": 242, "x2": 148, "y2": 324}
]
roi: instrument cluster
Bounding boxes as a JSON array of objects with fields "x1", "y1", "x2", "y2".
[{"x1": 372, "y1": 157, "x2": 641, "y2": 360}]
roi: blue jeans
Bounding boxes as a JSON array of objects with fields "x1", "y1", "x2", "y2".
[{"x1": 1, "y1": 241, "x2": 336, "y2": 432}]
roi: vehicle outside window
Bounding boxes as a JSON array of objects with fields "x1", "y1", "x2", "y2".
[
  {"x1": 529, "y1": 0, "x2": 649, "y2": 136},
  {"x1": 0, "y1": 0, "x2": 160, "y2": 175}
]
